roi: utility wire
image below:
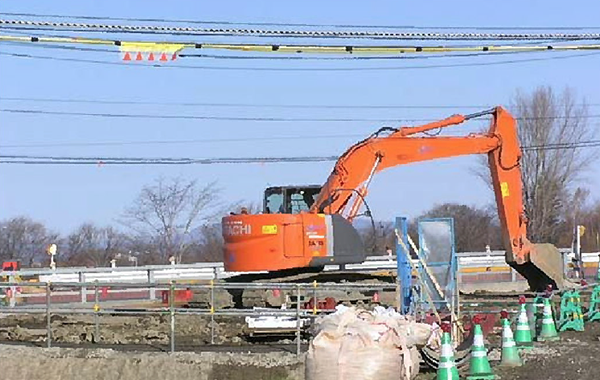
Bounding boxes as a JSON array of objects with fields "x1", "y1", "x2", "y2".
[
  {"x1": 1, "y1": 141, "x2": 598, "y2": 165},
  {"x1": 3, "y1": 19, "x2": 600, "y2": 40},
  {"x1": 2, "y1": 108, "x2": 600, "y2": 122},
  {"x1": 2, "y1": 49, "x2": 599, "y2": 71},
  {"x1": 0, "y1": 108, "x2": 431, "y2": 123},
  {"x1": 3, "y1": 40, "x2": 551, "y2": 61},
  {"x1": 0, "y1": 96, "x2": 495, "y2": 110},
  {"x1": 2, "y1": 96, "x2": 598, "y2": 110},
  {"x1": 2, "y1": 12, "x2": 599, "y2": 31},
  {"x1": 3, "y1": 137, "x2": 600, "y2": 150}
]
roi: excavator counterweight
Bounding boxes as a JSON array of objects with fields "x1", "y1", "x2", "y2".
[{"x1": 222, "y1": 107, "x2": 567, "y2": 291}]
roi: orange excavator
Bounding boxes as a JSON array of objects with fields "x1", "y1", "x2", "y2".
[{"x1": 222, "y1": 106, "x2": 566, "y2": 292}]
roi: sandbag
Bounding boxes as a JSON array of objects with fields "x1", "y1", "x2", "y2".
[{"x1": 306, "y1": 305, "x2": 432, "y2": 380}]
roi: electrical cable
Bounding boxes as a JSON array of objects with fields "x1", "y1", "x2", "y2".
[
  {"x1": 2, "y1": 12, "x2": 599, "y2": 31},
  {"x1": 2, "y1": 50, "x2": 599, "y2": 72},
  {"x1": 3, "y1": 19, "x2": 600, "y2": 40},
  {"x1": 2, "y1": 96, "x2": 599, "y2": 110},
  {"x1": 2, "y1": 107, "x2": 600, "y2": 122},
  {"x1": 1, "y1": 140, "x2": 598, "y2": 165}
]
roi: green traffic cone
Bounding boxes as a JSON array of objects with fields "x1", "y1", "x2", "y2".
[
  {"x1": 537, "y1": 298, "x2": 559, "y2": 341},
  {"x1": 467, "y1": 323, "x2": 495, "y2": 380},
  {"x1": 514, "y1": 303, "x2": 534, "y2": 349},
  {"x1": 437, "y1": 331, "x2": 459, "y2": 380},
  {"x1": 500, "y1": 318, "x2": 522, "y2": 366}
]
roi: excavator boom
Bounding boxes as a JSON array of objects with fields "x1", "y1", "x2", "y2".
[{"x1": 222, "y1": 107, "x2": 565, "y2": 291}]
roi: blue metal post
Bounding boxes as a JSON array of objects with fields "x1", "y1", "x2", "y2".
[{"x1": 395, "y1": 217, "x2": 412, "y2": 314}]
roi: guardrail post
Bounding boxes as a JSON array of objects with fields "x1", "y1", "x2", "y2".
[
  {"x1": 148, "y1": 270, "x2": 155, "y2": 300},
  {"x1": 210, "y1": 279, "x2": 215, "y2": 345},
  {"x1": 94, "y1": 281, "x2": 100, "y2": 343},
  {"x1": 8, "y1": 274, "x2": 16, "y2": 308},
  {"x1": 511, "y1": 268, "x2": 517, "y2": 282},
  {"x1": 46, "y1": 282, "x2": 52, "y2": 348},
  {"x1": 79, "y1": 272, "x2": 87, "y2": 304},
  {"x1": 296, "y1": 284, "x2": 301, "y2": 356},
  {"x1": 169, "y1": 280, "x2": 175, "y2": 354}
]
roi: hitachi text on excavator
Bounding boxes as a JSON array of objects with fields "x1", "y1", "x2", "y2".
[{"x1": 222, "y1": 106, "x2": 567, "y2": 292}]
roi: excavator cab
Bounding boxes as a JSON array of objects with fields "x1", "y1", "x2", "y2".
[{"x1": 263, "y1": 185, "x2": 322, "y2": 214}]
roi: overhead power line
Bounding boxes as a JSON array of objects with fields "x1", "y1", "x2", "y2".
[
  {"x1": 3, "y1": 34, "x2": 600, "y2": 56},
  {"x1": 2, "y1": 12, "x2": 599, "y2": 31},
  {"x1": 0, "y1": 108, "x2": 432, "y2": 123},
  {"x1": 3, "y1": 19, "x2": 600, "y2": 40},
  {"x1": 2, "y1": 108, "x2": 600, "y2": 122},
  {"x1": 4, "y1": 136, "x2": 600, "y2": 150},
  {"x1": 3, "y1": 49, "x2": 599, "y2": 72},
  {"x1": 1, "y1": 141, "x2": 599, "y2": 165},
  {"x1": 2, "y1": 96, "x2": 599, "y2": 110}
]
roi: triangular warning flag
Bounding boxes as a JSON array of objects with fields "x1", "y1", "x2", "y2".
[
  {"x1": 135, "y1": 52, "x2": 143, "y2": 61},
  {"x1": 123, "y1": 52, "x2": 132, "y2": 61},
  {"x1": 160, "y1": 53, "x2": 168, "y2": 62},
  {"x1": 171, "y1": 52, "x2": 177, "y2": 61},
  {"x1": 148, "y1": 52, "x2": 155, "y2": 61}
]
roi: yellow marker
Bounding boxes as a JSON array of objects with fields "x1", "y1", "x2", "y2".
[
  {"x1": 500, "y1": 182, "x2": 510, "y2": 197},
  {"x1": 93, "y1": 304, "x2": 100, "y2": 312},
  {"x1": 262, "y1": 225, "x2": 278, "y2": 234}
]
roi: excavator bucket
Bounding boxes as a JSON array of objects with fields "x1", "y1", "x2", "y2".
[{"x1": 509, "y1": 244, "x2": 570, "y2": 291}]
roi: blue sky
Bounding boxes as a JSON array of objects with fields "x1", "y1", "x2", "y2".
[{"x1": 1, "y1": 0, "x2": 599, "y2": 234}]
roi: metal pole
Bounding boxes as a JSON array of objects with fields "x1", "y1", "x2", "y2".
[
  {"x1": 296, "y1": 284, "x2": 301, "y2": 356},
  {"x1": 148, "y1": 270, "x2": 155, "y2": 300},
  {"x1": 46, "y1": 282, "x2": 52, "y2": 348},
  {"x1": 94, "y1": 282, "x2": 100, "y2": 343},
  {"x1": 312, "y1": 280, "x2": 317, "y2": 315},
  {"x1": 79, "y1": 272, "x2": 86, "y2": 304},
  {"x1": 169, "y1": 281, "x2": 175, "y2": 354},
  {"x1": 210, "y1": 279, "x2": 215, "y2": 345}
]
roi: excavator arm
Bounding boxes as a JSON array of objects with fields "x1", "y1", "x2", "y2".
[{"x1": 309, "y1": 106, "x2": 564, "y2": 290}]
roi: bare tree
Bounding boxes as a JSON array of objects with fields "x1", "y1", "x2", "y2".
[
  {"x1": 477, "y1": 86, "x2": 597, "y2": 244},
  {"x1": 121, "y1": 177, "x2": 221, "y2": 263},
  {"x1": 0, "y1": 217, "x2": 58, "y2": 265},
  {"x1": 414, "y1": 203, "x2": 503, "y2": 253},
  {"x1": 66, "y1": 223, "x2": 127, "y2": 267}
]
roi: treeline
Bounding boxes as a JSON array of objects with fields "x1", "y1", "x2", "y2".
[{"x1": 0, "y1": 177, "x2": 237, "y2": 268}]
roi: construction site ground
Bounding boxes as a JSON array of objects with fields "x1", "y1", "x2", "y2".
[{"x1": 1, "y1": 312, "x2": 600, "y2": 379}]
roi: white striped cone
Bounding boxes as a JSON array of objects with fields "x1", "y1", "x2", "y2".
[
  {"x1": 515, "y1": 304, "x2": 533, "y2": 349},
  {"x1": 437, "y1": 332, "x2": 459, "y2": 380},
  {"x1": 500, "y1": 319, "x2": 522, "y2": 366}
]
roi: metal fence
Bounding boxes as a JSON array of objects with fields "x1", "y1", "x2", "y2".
[{"x1": 0, "y1": 280, "x2": 398, "y2": 355}]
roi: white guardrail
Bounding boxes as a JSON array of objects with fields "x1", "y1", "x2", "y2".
[{"x1": 5, "y1": 249, "x2": 593, "y2": 284}]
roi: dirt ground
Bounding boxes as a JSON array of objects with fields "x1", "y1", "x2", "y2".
[
  {"x1": 0, "y1": 313, "x2": 255, "y2": 346},
  {"x1": 2, "y1": 313, "x2": 600, "y2": 379},
  {"x1": 415, "y1": 322, "x2": 600, "y2": 380}
]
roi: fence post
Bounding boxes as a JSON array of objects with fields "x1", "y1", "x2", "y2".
[
  {"x1": 8, "y1": 274, "x2": 16, "y2": 308},
  {"x1": 169, "y1": 280, "x2": 175, "y2": 354},
  {"x1": 79, "y1": 272, "x2": 86, "y2": 304},
  {"x1": 511, "y1": 268, "x2": 517, "y2": 282},
  {"x1": 148, "y1": 270, "x2": 156, "y2": 300},
  {"x1": 210, "y1": 279, "x2": 215, "y2": 345},
  {"x1": 94, "y1": 281, "x2": 100, "y2": 343},
  {"x1": 46, "y1": 282, "x2": 52, "y2": 348},
  {"x1": 296, "y1": 284, "x2": 301, "y2": 356},
  {"x1": 312, "y1": 280, "x2": 317, "y2": 315}
]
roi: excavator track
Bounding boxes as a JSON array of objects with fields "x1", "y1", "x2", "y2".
[{"x1": 223, "y1": 267, "x2": 398, "y2": 309}]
